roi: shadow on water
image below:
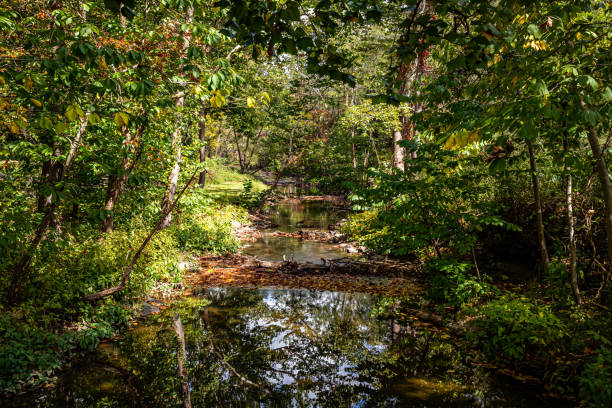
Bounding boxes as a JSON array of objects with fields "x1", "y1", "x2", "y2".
[{"x1": 9, "y1": 288, "x2": 571, "y2": 408}]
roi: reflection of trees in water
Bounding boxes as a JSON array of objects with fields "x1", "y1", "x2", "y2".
[
  {"x1": 96, "y1": 288, "x2": 414, "y2": 407},
  {"x1": 188, "y1": 288, "x2": 396, "y2": 406},
  {"x1": 16, "y1": 289, "x2": 561, "y2": 407},
  {"x1": 271, "y1": 201, "x2": 345, "y2": 232}
]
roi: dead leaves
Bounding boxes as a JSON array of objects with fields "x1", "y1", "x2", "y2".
[{"x1": 186, "y1": 255, "x2": 424, "y2": 297}]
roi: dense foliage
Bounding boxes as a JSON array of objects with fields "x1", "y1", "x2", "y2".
[{"x1": 1, "y1": 0, "x2": 611, "y2": 405}]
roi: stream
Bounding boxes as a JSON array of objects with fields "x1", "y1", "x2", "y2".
[
  {"x1": 7, "y1": 199, "x2": 571, "y2": 407},
  {"x1": 242, "y1": 199, "x2": 350, "y2": 264}
]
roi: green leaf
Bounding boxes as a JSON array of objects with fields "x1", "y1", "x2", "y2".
[
  {"x1": 519, "y1": 121, "x2": 537, "y2": 141},
  {"x1": 284, "y1": 1, "x2": 300, "y2": 21},
  {"x1": 534, "y1": 80, "x2": 548, "y2": 96},
  {"x1": 583, "y1": 109, "x2": 601, "y2": 126},
  {"x1": 88, "y1": 113, "x2": 101, "y2": 125},
  {"x1": 39, "y1": 117, "x2": 53, "y2": 130},
  {"x1": 583, "y1": 75, "x2": 599, "y2": 91}
]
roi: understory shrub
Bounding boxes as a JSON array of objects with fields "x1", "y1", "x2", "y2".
[
  {"x1": 466, "y1": 296, "x2": 567, "y2": 363},
  {"x1": 579, "y1": 346, "x2": 612, "y2": 407},
  {"x1": 234, "y1": 179, "x2": 271, "y2": 210},
  {"x1": 341, "y1": 210, "x2": 391, "y2": 254},
  {"x1": 30, "y1": 222, "x2": 183, "y2": 302},
  {"x1": 172, "y1": 203, "x2": 245, "y2": 254},
  {"x1": 0, "y1": 299, "x2": 130, "y2": 392},
  {"x1": 425, "y1": 258, "x2": 497, "y2": 308}
]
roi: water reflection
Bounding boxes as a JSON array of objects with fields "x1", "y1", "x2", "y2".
[
  {"x1": 242, "y1": 200, "x2": 350, "y2": 263},
  {"x1": 268, "y1": 200, "x2": 346, "y2": 233},
  {"x1": 10, "y1": 288, "x2": 570, "y2": 407},
  {"x1": 242, "y1": 236, "x2": 349, "y2": 264}
]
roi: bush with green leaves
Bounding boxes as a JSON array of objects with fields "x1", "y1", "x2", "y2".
[
  {"x1": 0, "y1": 299, "x2": 130, "y2": 392},
  {"x1": 234, "y1": 179, "x2": 269, "y2": 210},
  {"x1": 579, "y1": 346, "x2": 612, "y2": 407},
  {"x1": 466, "y1": 296, "x2": 567, "y2": 363},
  {"x1": 30, "y1": 222, "x2": 182, "y2": 302},
  {"x1": 172, "y1": 203, "x2": 245, "y2": 254},
  {"x1": 425, "y1": 258, "x2": 497, "y2": 308},
  {"x1": 347, "y1": 141, "x2": 520, "y2": 257}
]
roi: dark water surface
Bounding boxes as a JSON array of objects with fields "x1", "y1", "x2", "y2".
[{"x1": 7, "y1": 288, "x2": 569, "y2": 407}]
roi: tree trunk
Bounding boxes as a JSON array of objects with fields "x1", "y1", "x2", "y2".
[
  {"x1": 585, "y1": 126, "x2": 612, "y2": 274},
  {"x1": 102, "y1": 173, "x2": 129, "y2": 233},
  {"x1": 392, "y1": 130, "x2": 404, "y2": 171},
  {"x1": 103, "y1": 125, "x2": 138, "y2": 232},
  {"x1": 160, "y1": 7, "x2": 193, "y2": 229},
  {"x1": 173, "y1": 314, "x2": 192, "y2": 408},
  {"x1": 161, "y1": 141, "x2": 182, "y2": 229},
  {"x1": 7, "y1": 211, "x2": 54, "y2": 303},
  {"x1": 564, "y1": 134, "x2": 582, "y2": 304},
  {"x1": 351, "y1": 127, "x2": 357, "y2": 169},
  {"x1": 198, "y1": 102, "x2": 207, "y2": 187},
  {"x1": 527, "y1": 140, "x2": 550, "y2": 272},
  {"x1": 37, "y1": 140, "x2": 63, "y2": 232},
  {"x1": 7, "y1": 116, "x2": 88, "y2": 303},
  {"x1": 566, "y1": 168, "x2": 582, "y2": 304}
]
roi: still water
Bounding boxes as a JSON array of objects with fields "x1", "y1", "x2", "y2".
[
  {"x1": 242, "y1": 200, "x2": 351, "y2": 264},
  {"x1": 8, "y1": 288, "x2": 568, "y2": 407}
]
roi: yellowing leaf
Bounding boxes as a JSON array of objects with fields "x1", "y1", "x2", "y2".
[
  {"x1": 30, "y1": 98, "x2": 42, "y2": 107},
  {"x1": 39, "y1": 116, "x2": 53, "y2": 129},
  {"x1": 88, "y1": 112, "x2": 101, "y2": 125},
  {"x1": 98, "y1": 57, "x2": 108, "y2": 71},
  {"x1": 246, "y1": 96, "x2": 256, "y2": 107},
  {"x1": 211, "y1": 94, "x2": 226, "y2": 108},
  {"x1": 65, "y1": 105, "x2": 78, "y2": 121},
  {"x1": 24, "y1": 76, "x2": 33, "y2": 90},
  {"x1": 10, "y1": 121, "x2": 20, "y2": 134},
  {"x1": 114, "y1": 112, "x2": 129, "y2": 127}
]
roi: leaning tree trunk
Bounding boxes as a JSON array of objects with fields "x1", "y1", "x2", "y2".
[
  {"x1": 585, "y1": 126, "x2": 612, "y2": 275},
  {"x1": 160, "y1": 7, "x2": 194, "y2": 229},
  {"x1": 527, "y1": 140, "x2": 550, "y2": 273}
]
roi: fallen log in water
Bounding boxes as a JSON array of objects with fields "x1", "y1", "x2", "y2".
[
  {"x1": 200, "y1": 254, "x2": 419, "y2": 278},
  {"x1": 270, "y1": 230, "x2": 345, "y2": 242}
]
